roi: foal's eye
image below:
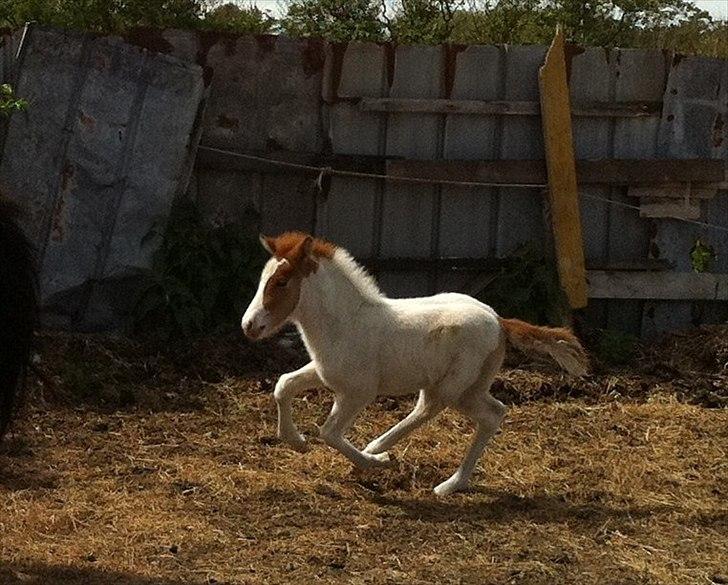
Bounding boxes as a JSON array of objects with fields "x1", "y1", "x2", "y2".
[{"x1": 276, "y1": 280, "x2": 288, "y2": 288}]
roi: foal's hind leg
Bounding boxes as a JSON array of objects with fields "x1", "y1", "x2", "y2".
[
  {"x1": 364, "y1": 389, "x2": 443, "y2": 455},
  {"x1": 433, "y1": 343, "x2": 507, "y2": 496},
  {"x1": 433, "y1": 390, "x2": 506, "y2": 496}
]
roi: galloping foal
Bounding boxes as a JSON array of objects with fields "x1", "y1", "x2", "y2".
[{"x1": 242, "y1": 232, "x2": 587, "y2": 495}]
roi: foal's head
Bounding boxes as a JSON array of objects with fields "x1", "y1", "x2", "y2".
[{"x1": 241, "y1": 232, "x2": 335, "y2": 340}]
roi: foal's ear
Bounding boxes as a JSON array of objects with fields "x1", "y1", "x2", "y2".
[
  {"x1": 301, "y1": 235, "x2": 314, "y2": 258},
  {"x1": 259, "y1": 235, "x2": 275, "y2": 255}
]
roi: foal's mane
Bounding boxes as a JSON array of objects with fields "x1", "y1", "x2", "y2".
[{"x1": 269, "y1": 232, "x2": 384, "y2": 303}]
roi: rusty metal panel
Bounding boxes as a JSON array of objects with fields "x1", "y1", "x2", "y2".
[
  {"x1": 602, "y1": 49, "x2": 667, "y2": 334},
  {"x1": 167, "y1": 33, "x2": 327, "y2": 240},
  {"x1": 570, "y1": 47, "x2": 613, "y2": 328},
  {"x1": 317, "y1": 42, "x2": 386, "y2": 257},
  {"x1": 436, "y1": 45, "x2": 503, "y2": 294},
  {"x1": 644, "y1": 54, "x2": 728, "y2": 337},
  {"x1": 439, "y1": 45, "x2": 501, "y2": 257},
  {"x1": 379, "y1": 45, "x2": 443, "y2": 296},
  {"x1": 496, "y1": 45, "x2": 547, "y2": 257},
  {"x1": 0, "y1": 25, "x2": 205, "y2": 329},
  {"x1": 202, "y1": 35, "x2": 325, "y2": 153}
]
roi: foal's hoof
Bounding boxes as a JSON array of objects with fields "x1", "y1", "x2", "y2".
[
  {"x1": 370, "y1": 451, "x2": 397, "y2": 468},
  {"x1": 433, "y1": 478, "x2": 468, "y2": 496},
  {"x1": 363, "y1": 440, "x2": 385, "y2": 454},
  {"x1": 280, "y1": 433, "x2": 308, "y2": 453}
]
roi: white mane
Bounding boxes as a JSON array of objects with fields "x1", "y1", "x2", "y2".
[{"x1": 327, "y1": 248, "x2": 385, "y2": 303}]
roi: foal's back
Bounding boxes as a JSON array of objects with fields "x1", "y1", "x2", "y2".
[{"x1": 363, "y1": 292, "x2": 503, "y2": 396}]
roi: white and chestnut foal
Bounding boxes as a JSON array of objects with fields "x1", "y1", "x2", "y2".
[{"x1": 242, "y1": 232, "x2": 587, "y2": 495}]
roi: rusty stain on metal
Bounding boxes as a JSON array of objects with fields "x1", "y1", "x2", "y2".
[
  {"x1": 302, "y1": 38, "x2": 326, "y2": 77},
  {"x1": 443, "y1": 44, "x2": 466, "y2": 99},
  {"x1": 216, "y1": 114, "x2": 239, "y2": 129},
  {"x1": 325, "y1": 41, "x2": 348, "y2": 103},
  {"x1": 383, "y1": 42, "x2": 396, "y2": 89},
  {"x1": 51, "y1": 161, "x2": 74, "y2": 242},
  {"x1": 563, "y1": 42, "x2": 585, "y2": 84},
  {"x1": 672, "y1": 52, "x2": 685, "y2": 68},
  {"x1": 79, "y1": 111, "x2": 96, "y2": 130},
  {"x1": 713, "y1": 113, "x2": 724, "y2": 147}
]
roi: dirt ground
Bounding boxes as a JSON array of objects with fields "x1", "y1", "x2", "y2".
[{"x1": 1, "y1": 327, "x2": 727, "y2": 585}]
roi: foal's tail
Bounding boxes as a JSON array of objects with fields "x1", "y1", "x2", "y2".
[
  {"x1": 0, "y1": 198, "x2": 38, "y2": 442},
  {"x1": 499, "y1": 318, "x2": 588, "y2": 376}
]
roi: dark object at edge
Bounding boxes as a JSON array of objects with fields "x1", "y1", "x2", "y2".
[{"x1": 0, "y1": 197, "x2": 38, "y2": 442}]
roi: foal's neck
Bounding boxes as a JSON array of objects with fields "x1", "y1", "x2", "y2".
[{"x1": 291, "y1": 254, "x2": 383, "y2": 360}]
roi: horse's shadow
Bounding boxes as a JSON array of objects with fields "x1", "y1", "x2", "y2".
[
  {"x1": 364, "y1": 487, "x2": 678, "y2": 528},
  {"x1": 0, "y1": 436, "x2": 59, "y2": 491},
  {"x1": 0, "y1": 561, "x2": 196, "y2": 585}
]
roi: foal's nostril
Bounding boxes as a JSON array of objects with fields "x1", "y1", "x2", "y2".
[{"x1": 243, "y1": 320, "x2": 265, "y2": 339}]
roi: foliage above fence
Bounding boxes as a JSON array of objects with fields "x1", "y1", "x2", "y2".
[{"x1": 0, "y1": 0, "x2": 726, "y2": 57}]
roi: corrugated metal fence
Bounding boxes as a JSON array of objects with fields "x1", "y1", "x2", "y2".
[{"x1": 1, "y1": 25, "x2": 726, "y2": 335}]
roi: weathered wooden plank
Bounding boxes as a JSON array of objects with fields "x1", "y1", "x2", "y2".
[
  {"x1": 588, "y1": 271, "x2": 728, "y2": 300},
  {"x1": 359, "y1": 97, "x2": 661, "y2": 117},
  {"x1": 627, "y1": 185, "x2": 718, "y2": 199},
  {"x1": 539, "y1": 27, "x2": 588, "y2": 309},
  {"x1": 359, "y1": 257, "x2": 670, "y2": 273},
  {"x1": 638, "y1": 200, "x2": 701, "y2": 220},
  {"x1": 386, "y1": 158, "x2": 724, "y2": 186}
]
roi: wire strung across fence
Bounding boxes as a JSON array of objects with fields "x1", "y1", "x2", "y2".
[{"x1": 197, "y1": 145, "x2": 728, "y2": 236}]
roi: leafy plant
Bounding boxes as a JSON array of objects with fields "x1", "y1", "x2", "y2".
[
  {"x1": 202, "y1": 2, "x2": 276, "y2": 34},
  {"x1": 0, "y1": 0, "x2": 274, "y2": 35},
  {"x1": 132, "y1": 198, "x2": 265, "y2": 340},
  {"x1": 476, "y1": 244, "x2": 569, "y2": 326},
  {"x1": 0, "y1": 84, "x2": 27, "y2": 116},
  {"x1": 690, "y1": 238, "x2": 715, "y2": 273},
  {"x1": 594, "y1": 328, "x2": 639, "y2": 366},
  {"x1": 390, "y1": 0, "x2": 464, "y2": 44}
]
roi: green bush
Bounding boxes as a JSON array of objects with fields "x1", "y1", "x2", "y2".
[
  {"x1": 132, "y1": 198, "x2": 265, "y2": 340},
  {"x1": 477, "y1": 244, "x2": 569, "y2": 327},
  {"x1": 1, "y1": 0, "x2": 725, "y2": 58},
  {"x1": 0, "y1": 0, "x2": 274, "y2": 35},
  {"x1": 0, "y1": 84, "x2": 27, "y2": 116},
  {"x1": 594, "y1": 328, "x2": 639, "y2": 366},
  {"x1": 280, "y1": 0, "x2": 386, "y2": 42}
]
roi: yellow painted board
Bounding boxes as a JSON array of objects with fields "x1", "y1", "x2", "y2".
[{"x1": 538, "y1": 27, "x2": 588, "y2": 309}]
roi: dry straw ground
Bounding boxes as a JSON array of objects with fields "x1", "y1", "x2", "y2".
[{"x1": 1, "y1": 327, "x2": 727, "y2": 585}]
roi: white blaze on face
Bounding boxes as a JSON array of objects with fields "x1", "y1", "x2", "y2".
[{"x1": 241, "y1": 257, "x2": 281, "y2": 340}]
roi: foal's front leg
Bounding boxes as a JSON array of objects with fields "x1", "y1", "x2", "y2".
[
  {"x1": 320, "y1": 392, "x2": 392, "y2": 469},
  {"x1": 274, "y1": 362, "x2": 321, "y2": 451},
  {"x1": 364, "y1": 389, "x2": 443, "y2": 455}
]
